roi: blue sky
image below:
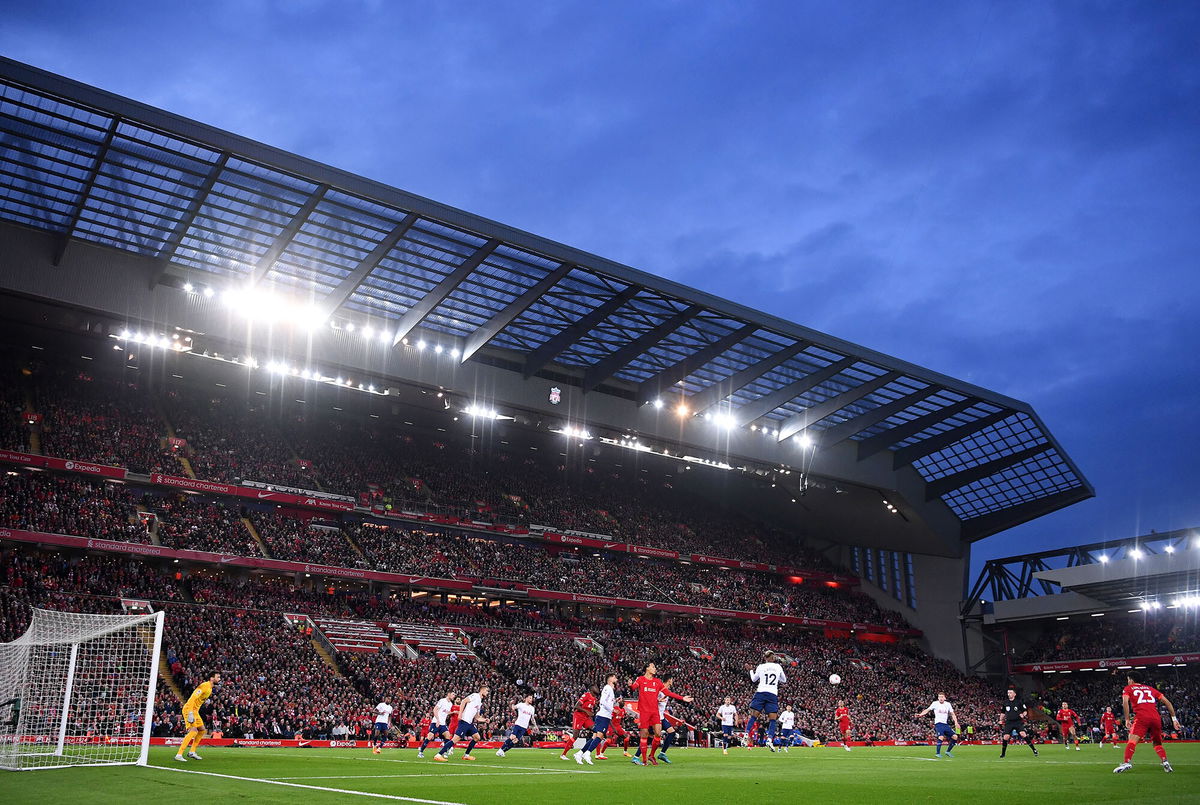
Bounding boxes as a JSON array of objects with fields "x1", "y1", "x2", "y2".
[{"x1": 4, "y1": 1, "x2": 1198, "y2": 574}]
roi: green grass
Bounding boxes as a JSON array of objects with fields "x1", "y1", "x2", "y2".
[{"x1": 1, "y1": 744, "x2": 1197, "y2": 804}]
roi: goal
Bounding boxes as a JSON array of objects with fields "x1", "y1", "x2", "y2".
[{"x1": 0, "y1": 607, "x2": 164, "y2": 771}]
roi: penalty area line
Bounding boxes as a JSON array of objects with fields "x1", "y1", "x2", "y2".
[{"x1": 148, "y1": 764, "x2": 468, "y2": 805}]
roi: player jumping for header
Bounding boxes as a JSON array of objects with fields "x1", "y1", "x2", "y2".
[{"x1": 745, "y1": 651, "x2": 786, "y2": 752}]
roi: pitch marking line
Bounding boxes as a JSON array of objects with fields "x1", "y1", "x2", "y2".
[
  {"x1": 270, "y1": 771, "x2": 595, "y2": 780},
  {"x1": 149, "y1": 765, "x2": 468, "y2": 805},
  {"x1": 333, "y1": 754, "x2": 598, "y2": 774}
]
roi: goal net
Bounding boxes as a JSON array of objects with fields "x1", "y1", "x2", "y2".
[{"x1": 0, "y1": 607, "x2": 164, "y2": 771}]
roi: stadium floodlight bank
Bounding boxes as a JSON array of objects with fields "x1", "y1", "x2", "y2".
[{"x1": 0, "y1": 608, "x2": 164, "y2": 771}]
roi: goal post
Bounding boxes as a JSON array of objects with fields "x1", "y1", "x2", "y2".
[{"x1": 0, "y1": 607, "x2": 165, "y2": 771}]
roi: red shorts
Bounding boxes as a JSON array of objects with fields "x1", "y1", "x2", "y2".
[
  {"x1": 838, "y1": 719, "x2": 852, "y2": 732},
  {"x1": 663, "y1": 712, "x2": 684, "y2": 729},
  {"x1": 610, "y1": 719, "x2": 627, "y2": 737},
  {"x1": 1058, "y1": 722, "x2": 1074, "y2": 734},
  {"x1": 572, "y1": 715, "x2": 594, "y2": 732},
  {"x1": 638, "y1": 714, "x2": 660, "y2": 731},
  {"x1": 1131, "y1": 717, "x2": 1163, "y2": 743}
]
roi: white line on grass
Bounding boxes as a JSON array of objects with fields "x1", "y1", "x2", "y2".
[
  {"x1": 269, "y1": 771, "x2": 594, "y2": 780},
  {"x1": 333, "y1": 754, "x2": 597, "y2": 774},
  {"x1": 148, "y1": 765, "x2": 468, "y2": 805}
]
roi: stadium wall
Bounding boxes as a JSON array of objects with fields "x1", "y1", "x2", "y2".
[{"x1": 833, "y1": 544, "x2": 971, "y2": 670}]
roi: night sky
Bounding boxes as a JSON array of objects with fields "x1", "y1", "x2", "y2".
[{"x1": 4, "y1": 1, "x2": 1198, "y2": 575}]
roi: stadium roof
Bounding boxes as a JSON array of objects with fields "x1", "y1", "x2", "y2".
[
  {"x1": 966, "y1": 528, "x2": 1200, "y2": 617},
  {"x1": 0, "y1": 56, "x2": 1092, "y2": 547}
]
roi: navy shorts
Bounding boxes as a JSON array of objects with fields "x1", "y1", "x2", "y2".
[
  {"x1": 510, "y1": 725, "x2": 527, "y2": 740},
  {"x1": 722, "y1": 725, "x2": 733, "y2": 736},
  {"x1": 935, "y1": 723, "x2": 956, "y2": 739},
  {"x1": 592, "y1": 716, "x2": 611, "y2": 734},
  {"x1": 429, "y1": 721, "x2": 447, "y2": 736},
  {"x1": 749, "y1": 692, "x2": 779, "y2": 714},
  {"x1": 455, "y1": 720, "x2": 479, "y2": 739},
  {"x1": 373, "y1": 722, "x2": 389, "y2": 735}
]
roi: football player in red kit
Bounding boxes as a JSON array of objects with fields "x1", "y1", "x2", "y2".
[
  {"x1": 560, "y1": 686, "x2": 599, "y2": 760},
  {"x1": 1055, "y1": 701, "x2": 1081, "y2": 750},
  {"x1": 1100, "y1": 706, "x2": 1119, "y2": 747},
  {"x1": 835, "y1": 701, "x2": 853, "y2": 746},
  {"x1": 1113, "y1": 672, "x2": 1182, "y2": 774},
  {"x1": 629, "y1": 662, "x2": 693, "y2": 766}
]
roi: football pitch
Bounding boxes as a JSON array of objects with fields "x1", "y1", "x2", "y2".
[{"x1": 2, "y1": 744, "x2": 1197, "y2": 804}]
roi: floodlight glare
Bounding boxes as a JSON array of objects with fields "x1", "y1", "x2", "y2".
[
  {"x1": 183, "y1": 282, "x2": 194, "y2": 293},
  {"x1": 1165, "y1": 545, "x2": 1176, "y2": 554},
  {"x1": 434, "y1": 344, "x2": 443, "y2": 354},
  {"x1": 1098, "y1": 554, "x2": 1109, "y2": 563},
  {"x1": 202, "y1": 286, "x2": 214, "y2": 298},
  {"x1": 797, "y1": 432, "x2": 815, "y2": 449},
  {"x1": 1130, "y1": 548, "x2": 1142, "y2": 559},
  {"x1": 362, "y1": 326, "x2": 374, "y2": 339},
  {"x1": 417, "y1": 340, "x2": 427, "y2": 351},
  {"x1": 653, "y1": 398, "x2": 664, "y2": 410}
]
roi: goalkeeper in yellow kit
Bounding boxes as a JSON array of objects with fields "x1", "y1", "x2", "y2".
[{"x1": 175, "y1": 672, "x2": 221, "y2": 762}]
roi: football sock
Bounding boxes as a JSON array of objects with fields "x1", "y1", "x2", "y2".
[
  {"x1": 598, "y1": 738, "x2": 608, "y2": 755},
  {"x1": 767, "y1": 720, "x2": 777, "y2": 742},
  {"x1": 440, "y1": 738, "x2": 454, "y2": 756},
  {"x1": 465, "y1": 740, "x2": 477, "y2": 755},
  {"x1": 746, "y1": 717, "x2": 756, "y2": 737},
  {"x1": 661, "y1": 732, "x2": 674, "y2": 754},
  {"x1": 1000, "y1": 740, "x2": 1007, "y2": 757},
  {"x1": 179, "y1": 733, "x2": 194, "y2": 755},
  {"x1": 419, "y1": 738, "x2": 431, "y2": 752},
  {"x1": 947, "y1": 736, "x2": 957, "y2": 752},
  {"x1": 1027, "y1": 737, "x2": 1037, "y2": 752},
  {"x1": 1124, "y1": 741, "x2": 1136, "y2": 763},
  {"x1": 650, "y1": 735, "x2": 660, "y2": 756},
  {"x1": 936, "y1": 740, "x2": 941, "y2": 755},
  {"x1": 1154, "y1": 744, "x2": 1167, "y2": 762}
]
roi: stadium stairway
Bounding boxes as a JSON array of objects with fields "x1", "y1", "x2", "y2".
[
  {"x1": 342, "y1": 529, "x2": 372, "y2": 566},
  {"x1": 313, "y1": 617, "x2": 391, "y2": 654},
  {"x1": 158, "y1": 654, "x2": 185, "y2": 703},
  {"x1": 240, "y1": 516, "x2": 273, "y2": 558},
  {"x1": 390, "y1": 622, "x2": 477, "y2": 660},
  {"x1": 312, "y1": 639, "x2": 347, "y2": 678},
  {"x1": 155, "y1": 400, "x2": 196, "y2": 479}
]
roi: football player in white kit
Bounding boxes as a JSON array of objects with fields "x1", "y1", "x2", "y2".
[
  {"x1": 496, "y1": 695, "x2": 538, "y2": 757},
  {"x1": 371, "y1": 701, "x2": 394, "y2": 755},
  {"x1": 915, "y1": 692, "x2": 961, "y2": 758},
  {"x1": 579, "y1": 673, "x2": 619, "y2": 765},
  {"x1": 436, "y1": 685, "x2": 488, "y2": 762},
  {"x1": 717, "y1": 697, "x2": 738, "y2": 754},
  {"x1": 746, "y1": 651, "x2": 787, "y2": 751},
  {"x1": 418, "y1": 690, "x2": 457, "y2": 758}
]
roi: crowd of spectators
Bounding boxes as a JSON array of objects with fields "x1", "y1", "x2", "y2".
[
  {"x1": 1020, "y1": 615, "x2": 1200, "y2": 663},
  {"x1": 10, "y1": 367, "x2": 840, "y2": 576},
  {"x1": 163, "y1": 392, "x2": 312, "y2": 488},
  {"x1": 0, "y1": 470, "x2": 147, "y2": 544},
  {"x1": 148, "y1": 492, "x2": 261, "y2": 556},
  {"x1": 248, "y1": 510, "x2": 367, "y2": 567},
  {"x1": 34, "y1": 369, "x2": 173, "y2": 475},
  {"x1": 5, "y1": 542, "x2": 1197, "y2": 743},
  {"x1": 1, "y1": 469, "x2": 903, "y2": 627}
]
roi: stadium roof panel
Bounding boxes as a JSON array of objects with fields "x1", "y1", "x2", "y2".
[{"x1": 0, "y1": 57, "x2": 1093, "y2": 537}]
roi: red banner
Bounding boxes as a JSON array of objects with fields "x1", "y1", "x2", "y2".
[
  {"x1": 237, "y1": 487, "x2": 356, "y2": 512},
  {"x1": 150, "y1": 472, "x2": 237, "y2": 495},
  {"x1": 541, "y1": 532, "x2": 629, "y2": 552},
  {"x1": 1014, "y1": 653, "x2": 1200, "y2": 673},
  {"x1": 630, "y1": 544, "x2": 680, "y2": 560},
  {"x1": 0, "y1": 449, "x2": 127, "y2": 479}
]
